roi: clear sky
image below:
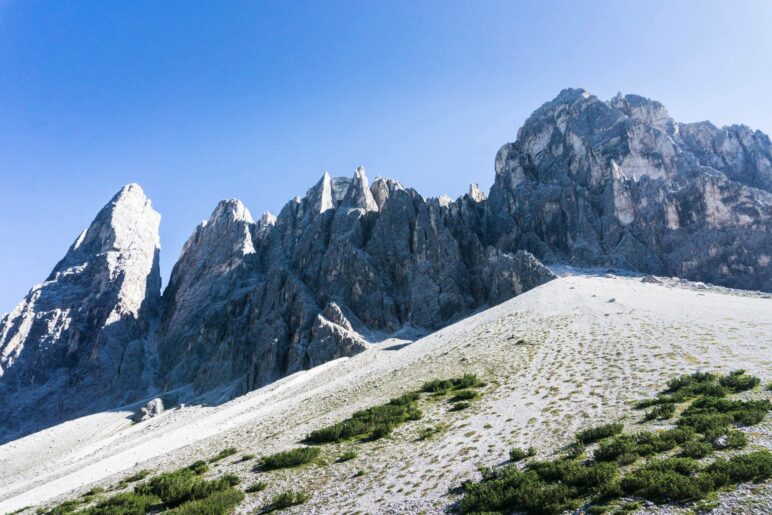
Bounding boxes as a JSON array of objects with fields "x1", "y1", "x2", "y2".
[{"x1": 1, "y1": 0, "x2": 771, "y2": 314}]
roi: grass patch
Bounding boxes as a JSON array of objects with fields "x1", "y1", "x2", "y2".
[
  {"x1": 449, "y1": 389, "x2": 478, "y2": 402},
  {"x1": 258, "y1": 447, "x2": 320, "y2": 470}
]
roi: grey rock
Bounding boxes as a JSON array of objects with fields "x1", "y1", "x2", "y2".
[
  {"x1": 157, "y1": 167, "x2": 555, "y2": 396},
  {"x1": 641, "y1": 275, "x2": 662, "y2": 284},
  {"x1": 485, "y1": 88, "x2": 772, "y2": 292},
  {"x1": 0, "y1": 184, "x2": 161, "y2": 440},
  {"x1": 132, "y1": 397, "x2": 164, "y2": 423}
]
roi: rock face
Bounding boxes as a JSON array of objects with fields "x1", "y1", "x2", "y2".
[
  {"x1": 0, "y1": 184, "x2": 161, "y2": 439},
  {"x1": 158, "y1": 168, "x2": 555, "y2": 395},
  {"x1": 132, "y1": 397, "x2": 164, "y2": 423},
  {"x1": 485, "y1": 89, "x2": 771, "y2": 292},
  {"x1": 3, "y1": 88, "x2": 770, "y2": 437}
]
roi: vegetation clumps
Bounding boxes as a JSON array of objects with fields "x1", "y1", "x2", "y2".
[
  {"x1": 459, "y1": 370, "x2": 770, "y2": 514},
  {"x1": 209, "y1": 447, "x2": 238, "y2": 463},
  {"x1": 124, "y1": 470, "x2": 151, "y2": 483},
  {"x1": 264, "y1": 490, "x2": 311, "y2": 512},
  {"x1": 245, "y1": 481, "x2": 267, "y2": 493},
  {"x1": 257, "y1": 447, "x2": 320, "y2": 470},
  {"x1": 576, "y1": 423, "x2": 623, "y2": 444},
  {"x1": 305, "y1": 392, "x2": 422, "y2": 444},
  {"x1": 337, "y1": 449, "x2": 357, "y2": 462},
  {"x1": 509, "y1": 446, "x2": 536, "y2": 462},
  {"x1": 421, "y1": 374, "x2": 483, "y2": 394}
]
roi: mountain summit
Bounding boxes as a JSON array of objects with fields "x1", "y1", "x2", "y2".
[{"x1": 1, "y1": 89, "x2": 770, "y2": 439}]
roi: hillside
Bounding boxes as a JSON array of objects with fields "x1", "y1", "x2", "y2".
[{"x1": 1, "y1": 272, "x2": 769, "y2": 514}]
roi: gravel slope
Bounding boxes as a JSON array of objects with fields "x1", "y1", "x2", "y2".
[{"x1": 1, "y1": 273, "x2": 770, "y2": 514}]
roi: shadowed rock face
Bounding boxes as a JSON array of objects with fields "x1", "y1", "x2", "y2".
[
  {"x1": 158, "y1": 168, "x2": 554, "y2": 394},
  {"x1": 485, "y1": 89, "x2": 771, "y2": 292},
  {"x1": 0, "y1": 184, "x2": 161, "y2": 439}
]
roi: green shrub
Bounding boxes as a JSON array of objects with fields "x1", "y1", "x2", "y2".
[
  {"x1": 77, "y1": 492, "x2": 159, "y2": 515},
  {"x1": 124, "y1": 470, "x2": 151, "y2": 483},
  {"x1": 245, "y1": 481, "x2": 267, "y2": 493},
  {"x1": 708, "y1": 430, "x2": 749, "y2": 450},
  {"x1": 677, "y1": 413, "x2": 734, "y2": 433},
  {"x1": 258, "y1": 447, "x2": 320, "y2": 470},
  {"x1": 644, "y1": 403, "x2": 675, "y2": 421},
  {"x1": 564, "y1": 441, "x2": 585, "y2": 460},
  {"x1": 680, "y1": 441, "x2": 713, "y2": 459},
  {"x1": 209, "y1": 447, "x2": 237, "y2": 463},
  {"x1": 45, "y1": 500, "x2": 81, "y2": 515},
  {"x1": 239, "y1": 454, "x2": 255, "y2": 462},
  {"x1": 305, "y1": 392, "x2": 422, "y2": 444},
  {"x1": 166, "y1": 488, "x2": 244, "y2": 515},
  {"x1": 337, "y1": 450, "x2": 357, "y2": 462},
  {"x1": 576, "y1": 423, "x2": 624, "y2": 444},
  {"x1": 449, "y1": 401, "x2": 470, "y2": 411},
  {"x1": 449, "y1": 389, "x2": 478, "y2": 402},
  {"x1": 719, "y1": 370, "x2": 760, "y2": 393},
  {"x1": 620, "y1": 458, "x2": 711, "y2": 502},
  {"x1": 723, "y1": 450, "x2": 772, "y2": 482},
  {"x1": 135, "y1": 469, "x2": 237, "y2": 508},
  {"x1": 509, "y1": 446, "x2": 536, "y2": 462},
  {"x1": 421, "y1": 374, "x2": 482, "y2": 393},
  {"x1": 264, "y1": 490, "x2": 311, "y2": 512},
  {"x1": 187, "y1": 461, "x2": 209, "y2": 475}
]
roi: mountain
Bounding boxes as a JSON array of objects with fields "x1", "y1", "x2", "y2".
[
  {"x1": 485, "y1": 89, "x2": 772, "y2": 291},
  {"x1": 0, "y1": 184, "x2": 161, "y2": 438},
  {"x1": 158, "y1": 168, "x2": 554, "y2": 395},
  {"x1": 1, "y1": 88, "x2": 771, "y2": 441}
]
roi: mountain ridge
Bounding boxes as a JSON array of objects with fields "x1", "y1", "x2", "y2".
[{"x1": 1, "y1": 88, "x2": 770, "y2": 441}]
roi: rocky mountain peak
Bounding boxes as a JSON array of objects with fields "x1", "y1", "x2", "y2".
[
  {"x1": 0, "y1": 184, "x2": 162, "y2": 440},
  {"x1": 342, "y1": 166, "x2": 379, "y2": 212}
]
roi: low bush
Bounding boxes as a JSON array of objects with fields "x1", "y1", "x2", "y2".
[
  {"x1": 449, "y1": 401, "x2": 470, "y2": 412},
  {"x1": 258, "y1": 447, "x2": 320, "y2": 470},
  {"x1": 644, "y1": 403, "x2": 675, "y2": 421},
  {"x1": 708, "y1": 429, "x2": 748, "y2": 450},
  {"x1": 77, "y1": 492, "x2": 159, "y2": 515},
  {"x1": 449, "y1": 389, "x2": 478, "y2": 402},
  {"x1": 239, "y1": 454, "x2": 256, "y2": 462},
  {"x1": 135, "y1": 469, "x2": 239, "y2": 508},
  {"x1": 719, "y1": 370, "x2": 760, "y2": 393},
  {"x1": 708, "y1": 450, "x2": 772, "y2": 483},
  {"x1": 187, "y1": 461, "x2": 209, "y2": 475},
  {"x1": 677, "y1": 413, "x2": 734, "y2": 433},
  {"x1": 166, "y1": 488, "x2": 244, "y2": 515},
  {"x1": 680, "y1": 441, "x2": 713, "y2": 459},
  {"x1": 421, "y1": 374, "x2": 483, "y2": 393},
  {"x1": 620, "y1": 458, "x2": 710, "y2": 502},
  {"x1": 305, "y1": 392, "x2": 422, "y2": 444},
  {"x1": 245, "y1": 481, "x2": 267, "y2": 493},
  {"x1": 576, "y1": 423, "x2": 624, "y2": 444},
  {"x1": 264, "y1": 490, "x2": 311, "y2": 512},
  {"x1": 209, "y1": 447, "x2": 237, "y2": 463},
  {"x1": 509, "y1": 446, "x2": 536, "y2": 462},
  {"x1": 124, "y1": 470, "x2": 151, "y2": 483},
  {"x1": 337, "y1": 450, "x2": 357, "y2": 462}
]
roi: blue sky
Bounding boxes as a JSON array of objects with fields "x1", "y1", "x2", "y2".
[{"x1": 1, "y1": 0, "x2": 771, "y2": 313}]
